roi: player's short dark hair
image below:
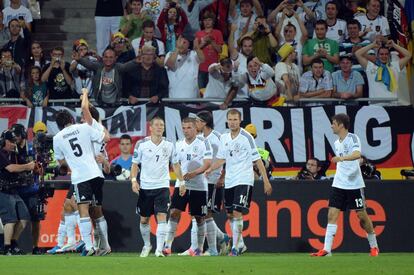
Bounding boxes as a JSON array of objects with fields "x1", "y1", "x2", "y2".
[
  {"x1": 227, "y1": 109, "x2": 241, "y2": 119},
  {"x1": 220, "y1": 57, "x2": 233, "y2": 67},
  {"x1": 308, "y1": 157, "x2": 321, "y2": 167},
  {"x1": 311, "y1": 58, "x2": 324, "y2": 67},
  {"x1": 196, "y1": 110, "x2": 214, "y2": 129},
  {"x1": 52, "y1": 46, "x2": 64, "y2": 54},
  {"x1": 347, "y1": 19, "x2": 361, "y2": 30},
  {"x1": 240, "y1": 36, "x2": 253, "y2": 46},
  {"x1": 315, "y1": 20, "x2": 328, "y2": 29},
  {"x1": 182, "y1": 117, "x2": 196, "y2": 125},
  {"x1": 284, "y1": 22, "x2": 297, "y2": 32},
  {"x1": 89, "y1": 104, "x2": 100, "y2": 121},
  {"x1": 332, "y1": 113, "x2": 350, "y2": 130},
  {"x1": 325, "y1": 1, "x2": 338, "y2": 10},
  {"x1": 120, "y1": 134, "x2": 132, "y2": 142},
  {"x1": 142, "y1": 19, "x2": 155, "y2": 29},
  {"x1": 8, "y1": 19, "x2": 20, "y2": 29},
  {"x1": 56, "y1": 110, "x2": 74, "y2": 130}
]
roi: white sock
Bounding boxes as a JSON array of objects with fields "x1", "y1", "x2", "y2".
[
  {"x1": 140, "y1": 223, "x2": 151, "y2": 248},
  {"x1": 79, "y1": 217, "x2": 93, "y2": 250},
  {"x1": 156, "y1": 222, "x2": 167, "y2": 252},
  {"x1": 231, "y1": 218, "x2": 245, "y2": 249},
  {"x1": 232, "y1": 218, "x2": 243, "y2": 250},
  {"x1": 96, "y1": 216, "x2": 110, "y2": 249},
  {"x1": 190, "y1": 218, "x2": 198, "y2": 250},
  {"x1": 215, "y1": 221, "x2": 225, "y2": 243},
  {"x1": 57, "y1": 221, "x2": 67, "y2": 247},
  {"x1": 197, "y1": 221, "x2": 206, "y2": 251},
  {"x1": 165, "y1": 219, "x2": 178, "y2": 249},
  {"x1": 323, "y1": 224, "x2": 337, "y2": 253},
  {"x1": 367, "y1": 232, "x2": 378, "y2": 249},
  {"x1": 206, "y1": 218, "x2": 217, "y2": 254},
  {"x1": 93, "y1": 225, "x2": 100, "y2": 249},
  {"x1": 75, "y1": 211, "x2": 81, "y2": 227},
  {"x1": 65, "y1": 213, "x2": 77, "y2": 245}
]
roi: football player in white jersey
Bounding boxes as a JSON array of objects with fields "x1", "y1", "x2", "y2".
[
  {"x1": 130, "y1": 117, "x2": 175, "y2": 258},
  {"x1": 163, "y1": 117, "x2": 212, "y2": 256},
  {"x1": 53, "y1": 109, "x2": 110, "y2": 256},
  {"x1": 311, "y1": 113, "x2": 379, "y2": 257},
  {"x1": 205, "y1": 109, "x2": 272, "y2": 256}
]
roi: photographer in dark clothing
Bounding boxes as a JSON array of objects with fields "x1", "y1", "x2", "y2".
[
  {"x1": 0, "y1": 129, "x2": 35, "y2": 255},
  {"x1": 359, "y1": 155, "x2": 381, "y2": 180},
  {"x1": 295, "y1": 158, "x2": 327, "y2": 180}
]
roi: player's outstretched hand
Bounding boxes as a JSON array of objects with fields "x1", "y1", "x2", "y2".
[{"x1": 131, "y1": 180, "x2": 140, "y2": 194}]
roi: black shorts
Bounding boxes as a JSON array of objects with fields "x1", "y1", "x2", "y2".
[
  {"x1": 0, "y1": 192, "x2": 30, "y2": 224},
  {"x1": 207, "y1": 184, "x2": 223, "y2": 213},
  {"x1": 66, "y1": 184, "x2": 75, "y2": 200},
  {"x1": 21, "y1": 194, "x2": 41, "y2": 222},
  {"x1": 224, "y1": 185, "x2": 253, "y2": 215},
  {"x1": 137, "y1": 188, "x2": 170, "y2": 217},
  {"x1": 170, "y1": 187, "x2": 207, "y2": 217},
  {"x1": 328, "y1": 187, "x2": 366, "y2": 211},
  {"x1": 73, "y1": 177, "x2": 104, "y2": 206}
]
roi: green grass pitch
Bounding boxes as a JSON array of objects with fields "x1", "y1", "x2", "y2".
[{"x1": 1, "y1": 253, "x2": 413, "y2": 274}]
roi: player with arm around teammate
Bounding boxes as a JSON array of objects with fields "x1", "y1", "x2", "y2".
[{"x1": 311, "y1": 113, "x2": 379, "y2": 257}]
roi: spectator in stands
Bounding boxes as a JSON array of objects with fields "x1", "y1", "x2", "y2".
[
  {"x1": 274, "y1": 43, "x2": 300, "y2": 101},
  {"x1": 355, "y1": 0, "x2": 390, "y2": 42},
  {"x1": 298, "y1": 58, "x2": 333, "y2": 101},
  {"x1": 131, "y1": 20, "x2": 166, "y2": 67},
  {"x1": 355, "y1": 39, "x2": 412, "y2": 102},
  {"x1": 339, "y1": 19, "x2": 374, "y2": 73},
  {"x1": 295, "y1": 157, "x2": 326, "y2": 180},
  {"x1": 25, "y1": 41, "x2": 48, "y2": 78},
  {"x1": 165, "y1": 35, "x2": 204, "y2": 99},
  {"x1": 125, "y1": 44, "x2": 168, "y2": 104},
  {"x1": 74, "y1": 47, "x2": 139, "y2": 105},
  {"x1": 70, "y1": 39, "x2": 95, "y2": 96},
  {"x1": 2, "y1": 0, "x2": 32, "y2": 31},
  {"x1": 110, "y1": 134, "x2": 133, "y2": 181},
  {"x1": 360, "y1": 155, "x2": 381, "y2": 180},
  {"x1": 229, "y1": 0, "x2": 262, "y2": 48},
  {"x1": 95, "y1": 0, "x2": 126, "y2": 56},
  {"x1": 110, "y1": 32, "x2": 135, "y2": 63},
  {"x1": 274, "y1": 19, "x2": 307, "y2": 72},
  {"x1": 303, "y1": 19, "x2": 339, "y2": 73},
  {"x1": 195, "y1": 11, "x2": 223, "y2": 89},
  {"x1": 322, "y1": 1, "x2": 347, "y2": 43},
  {"x1": 2, "y1": 18, "x2": 30, "y2": 68},
  {"x1": 268, "y1": 0, "x2": 314, "y2": 45},
  {"x1": 157, "y1": 1, "x2": 188, "y2": 53},
  {"x1": 0, "y1": 11, "x2": 11, "y2": 46},
  {"x1": 22, "y1": 66, "x2": 48, "y2": 107},
  {"x1": 41, "y1": 47, "x2": 73, "y2": 100},
  {"x1": 200, "y1": 0, "x2": 229, "y2": 39},
  {"x1": 331, "y1": 55, "x2": 364, "y2": 102},
  {"x1": 238, "y1": 56, "x2": 277, "y2": 104},
  {"x1": 0, "y1": 48, "x2": 24, "y2": 98},
  {"x1": 241, "y1": 16, "x2": 278, "y2": 66},
  {"x1": 179, "y1": 0, "x2": 215, "y2": 41},
  {"x1": 203, "y1": 57, "x2": 240, "y2": 109},
  {"x1": 119, "y1": 0, "x2": 151, "y2": 41},
  {"x1": 142, "y1": 0, "x2": 166, "y2": 27}
]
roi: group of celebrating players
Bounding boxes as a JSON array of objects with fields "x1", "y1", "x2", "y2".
[{"x1": 48, "y1": 88, "x2": 378, "y2": 257}]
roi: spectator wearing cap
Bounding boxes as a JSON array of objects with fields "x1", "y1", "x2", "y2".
[
  {"x1": 331, "y1": 55, "x2": 364, "y2": 102},
  {"x1": 110, "y1": 32, "x2": 136, "y2": 64},
  {"x1": 119, "y1": 0, "x2": 152, "y2": 41},
  {"x1": 298, "y1": 58, "x2": 333, "y2": 103},
  {"x1": 131, "y1": 20, "x2": 166, "y2": 67},
  {"x1": 274, "y1": 43, "x2": 300, "y2": 101},
  {"x1": 32, "y1": 121, "x2": 47, "y2": 134},
  {"x1": 124, "y1": 44, "x2": 169, "y2": 104},
  {"x1": 70, "y1": 39, "x2": 96, "y2": 96},
  {"x1": 203, "y1": 57, "x2": 241, "y2": 109},
  {"x1": 195, "y1": 11, "x2": 224, "y2": 89},
  {"x1": 157, "y1": 2, "x2": 188, "y2": 53},
  {"x1": 165, "y1": 35, "x2": 204, "y2": 98}
]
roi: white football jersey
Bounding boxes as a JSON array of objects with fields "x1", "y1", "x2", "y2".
[
  {"x1": 200, "y1": 130, "x2": 222, "y2": 184},
  {"x1": 53, "y1": 123, "x2": 105, "y2": 185},
  {"x1": 314, "y1": 19, "x2": 347, "y2": 43},
  {"x1": 132, "y1": 137, "x2": 174, "y2": 190},
  {"x1": 355, "y1": 14, "x2": 390, "y2": 42},
  {"x1": 216, "y1": 128, "x2": 260, "y2": 188},
  {"x1": 91, "y1": 119, "x2": 107, "y2": 174},
  {"x1": 173, "y1": 136, "x2": 212, "y2": 191},
  {"x1": 332, "y1": 133, "x2": 365, "y2": 190}
]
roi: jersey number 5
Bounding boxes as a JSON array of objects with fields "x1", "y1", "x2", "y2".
[{"x1": 69, "y1": 138, "x2": 83, "y2": 157}]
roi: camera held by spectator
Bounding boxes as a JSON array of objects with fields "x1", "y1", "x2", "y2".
[
  {"x1": 359, "y1": 156, "x2": 381, "y2": 180},
  {"x1": 400, "y1": 168, "x2": 414, "y2": 179},
  {"x1": 295, "y1": 158, "x2": 327, "y2": 180}
]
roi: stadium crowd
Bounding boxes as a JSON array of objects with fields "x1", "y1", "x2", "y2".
[{"x1": 0, "y1": 0, "x2": 411, "y2": 107}]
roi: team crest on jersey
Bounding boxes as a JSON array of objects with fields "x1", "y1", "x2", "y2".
[
  {"x1": 133, "y1": 151, "x2": 138, "y2": 158},
  {"x1": 338, "y1": 29, "x2": 343, "y2": 36},
  {"x1": 375, "y1": 25, "x2": 381, "y2": 32},
  {"x1": 162, "y1": 147, "x2": 169, "y2": 156},
  {"x1": 193, "y1": 146, "x2": 199, "y2": 153}
]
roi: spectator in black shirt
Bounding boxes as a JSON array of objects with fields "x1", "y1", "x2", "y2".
[{"x1": 2, "y1": 18, "x2": 30, "y2": 68}]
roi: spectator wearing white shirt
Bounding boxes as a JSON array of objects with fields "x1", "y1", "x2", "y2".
[
  {"x1": 2, "y1": 0, "x2": 32, "y2": 31},
  {"x1": 355, "y1": 0, "x2": 390, "y2": 42},
  {"x1": 275, "y1": 43, "x2": 300, "y2": 101},
  {"x1": 165, "y1": 34, "x2": 205, "y2": 98},
  {"x1": 229, "y1": 0, "x2": 261, "y2": 48},
  {"x1": 318, "y1": 1, "x2": 347, "y2": 43}
]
